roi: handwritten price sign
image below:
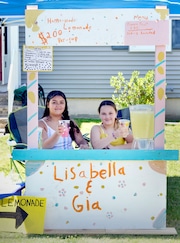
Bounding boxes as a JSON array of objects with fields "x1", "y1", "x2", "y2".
[
  {"x1": 23, "y1": 46, "x2": 53, "y2": 72},
  {"x1": 125, "y1": 20, "x2": 169, "y2": 45}
]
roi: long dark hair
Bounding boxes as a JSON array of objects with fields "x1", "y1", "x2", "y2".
[{"x1": 42, "y1": 90, "x2": 80, "y2": 140}]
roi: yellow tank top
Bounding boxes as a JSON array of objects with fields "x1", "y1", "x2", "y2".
[{"x1": 99, "y1": 126, "x2": 125, "y2": 146}]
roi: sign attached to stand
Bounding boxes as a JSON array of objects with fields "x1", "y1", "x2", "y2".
[
  {"x1": 125, "y1": 20, "x2": 169, "y2": 45},
  {"x1": 23, "y1": 46, "x2": 53, "y2": 72},
  {"x1": 25, "y1": 159, "x2": 166, "y2": 230},
  {"x1": 25, "y1": 8, "x2": 169, "y2": 46}
]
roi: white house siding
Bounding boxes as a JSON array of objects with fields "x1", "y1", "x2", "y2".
[{"x1": 19, "y1": 27, "x2": 180, "y2": 120}]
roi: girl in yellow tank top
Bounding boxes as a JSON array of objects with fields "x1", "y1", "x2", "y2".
[
  {"x1": 90, "y1": 100, "x2": 133, "y2": 149},
  {"x1": 99, "y1": 126, "x2": 125, "y2": 146}
]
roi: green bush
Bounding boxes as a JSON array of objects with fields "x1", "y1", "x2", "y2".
[{"x1": 110, "y1": 70, "x2": 155, "y2": 109}]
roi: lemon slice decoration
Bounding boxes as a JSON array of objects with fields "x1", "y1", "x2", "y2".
[
  {"x1": 157, "y1": 51, "x2": 165, "y2": 74},
  {"x1": 29, "y1": 72, "x2": 36, "y2": 81},
  {"x1": 28, "y1": 91, "x2": 36, "y2": 103},
  {"x1": 158, "y1": 87, "x2": 164, "y2": 100},
  {"x1": 158, "y1": 52, "x2": 164, "y2": 62},
  {"x1": 157, "y1": 66, "x2": 164, "y2": 75}
]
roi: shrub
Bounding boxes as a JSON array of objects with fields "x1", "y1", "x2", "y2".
[{"x1": 110, "y1": 70, "x2": 155, "y2": 109}]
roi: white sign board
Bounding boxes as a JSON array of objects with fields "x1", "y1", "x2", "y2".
[
  {"x1": 25, "y1": 9, "x2": 169, "y2": 46},
  {"x1": 26, "y1": 160, "x2": 166, "y2": 230},
  {"x1": 23, "y1": 46, "x2": 53, "y2": 71}
]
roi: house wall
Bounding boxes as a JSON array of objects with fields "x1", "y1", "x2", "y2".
[{"x1": 19, "y1": 27, "x2": 180, "y2": 121}]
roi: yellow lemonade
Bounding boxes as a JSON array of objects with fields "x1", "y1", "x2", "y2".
[{"x1": 130, "y1": 109, "x2": 154, "y2": 139}]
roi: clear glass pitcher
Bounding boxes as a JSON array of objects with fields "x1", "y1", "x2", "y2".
[{"x1": 129, "y1": 104, "x2": 154, "y2": 150}]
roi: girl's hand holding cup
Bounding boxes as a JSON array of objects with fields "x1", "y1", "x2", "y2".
[
  {"x1": 119, "y1": 119, "x2": 130, "y2": 138},
  {"x1": 58, "y1": 120, "x2": 70, "y2": 137}
]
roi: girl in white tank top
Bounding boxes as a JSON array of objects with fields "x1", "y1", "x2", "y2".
[{"x1": 38, "y1": 90, "x2": 89, "y2": 150}]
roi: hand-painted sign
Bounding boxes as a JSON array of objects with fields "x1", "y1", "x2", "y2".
[
  {"x1": 25, "y1": 8, "x2": 169, "y2": 46},
  {"x1": 0, "y1": 196, "x2": 46, "y2": 234},
  {"x1": 25, "y1": 160, "x2": 166, "y2": 230}
]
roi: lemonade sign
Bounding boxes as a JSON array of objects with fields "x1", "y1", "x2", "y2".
[{"x1": 0, "y1": 196, "x2": 46, "y2": 234}]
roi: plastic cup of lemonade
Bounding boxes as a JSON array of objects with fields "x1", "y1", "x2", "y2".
[
  {"x1": 119, "y1": 119, "x2": 130, "y2": 138},
  {"x1": 58, "y1": 120, "x2": 70, "y2": 137}
]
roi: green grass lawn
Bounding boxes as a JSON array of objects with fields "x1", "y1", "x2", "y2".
[{"x1": 0, "y1": 120, "x2": 180, "y2": 243}]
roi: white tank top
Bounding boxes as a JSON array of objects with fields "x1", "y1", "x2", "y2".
[{"x1": 41, "y1": 119, "x2": 73, "y2": 150}]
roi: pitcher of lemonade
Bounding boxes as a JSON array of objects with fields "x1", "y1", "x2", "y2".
[{"x1": 129, "y1": 104, "x2": 154, "y2": 149}]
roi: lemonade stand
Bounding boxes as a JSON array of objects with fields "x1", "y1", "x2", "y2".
[{"x1": 3, "y1": 4, "x2": 179, "y2": 235}]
